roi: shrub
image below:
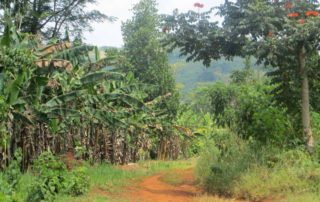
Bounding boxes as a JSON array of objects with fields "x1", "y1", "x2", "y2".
[
  {"x1": 196, "y1": 131, "x2": 320, "y2": 201},
  {"x1": 311, "y1": 112, "x2": 320, "y2": 161},
  {"x1": 250, "y1": 105, "x2": 292, "y2": 145},
  {"x1": 0, "y1": 174, "x2": 13, "y2": 201},
  {"x1": 233, "y1": 149, "x2": 320, "y2": 201},
  {"x1": 193, "y1": 81, "x2": 294, "y2": 145},
  {"x1": 63, "y1": 167, "x2": 89, "y2": 196},
  {"x1": 0, "y1": 149, "x2": 23, "y2": 202},
  {"x1": 175, "y1": 107, "x2": 217, "y2": 157},
  {"x1": 27, "y1": 152, "x2": 89, "y2": 202},
  {"x1": 196, "y1": 129, "x2": 252, "y2": 195}
]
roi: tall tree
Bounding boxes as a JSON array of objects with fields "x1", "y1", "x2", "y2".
[
  {"x1": 163, "y1": 0, "x2": 320, "y2": 152},
  {"x1": 0, "y1": 0, "x2": 114, "y2": 38},
  {"x1": 122, "y1": 0, "x2": 179, "y2": 119},
  {"x1": 121, "y1": 0, "x2": 180, "y2": 160}
]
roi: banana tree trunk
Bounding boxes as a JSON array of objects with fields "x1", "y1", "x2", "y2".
[{"x1": 299, "y1": 46, "x2": 314, "y2": 153}]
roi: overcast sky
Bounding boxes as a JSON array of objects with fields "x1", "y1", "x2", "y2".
[{"x1": 84, "y1": 0, "x2": 225, "y2": 47}]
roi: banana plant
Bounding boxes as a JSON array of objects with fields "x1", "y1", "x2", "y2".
[{"x1": 0, "y1": 16, "x2": 184, "y2": 168}]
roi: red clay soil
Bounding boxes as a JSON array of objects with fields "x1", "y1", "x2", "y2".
[
  {"x1": 123, "y1": 169, "x2": 200, "y2": 202},
  {"x1": 60, "y1": 151, "x2": 82, "y2": 170}
]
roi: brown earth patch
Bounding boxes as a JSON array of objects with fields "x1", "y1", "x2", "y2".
[
  {"x1": 60, "y1": 151, "x2": 82, "y2": 170},
  {"x1": 123, "y1": 168, "x2": 199, "y2": 202}
]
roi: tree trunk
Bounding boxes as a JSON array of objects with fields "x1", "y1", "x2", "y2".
[
  {"x1": 299, "y1": 46, "x2": 314, "y2": 153},
  {"x1": 30, "y1": 0, "x2": 39, "y2": 34}
]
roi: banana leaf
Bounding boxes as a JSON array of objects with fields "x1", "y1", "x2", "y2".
[
  {"x1": 44, "y1": 90, "x2": 86, "y2": 108},
  {"x1": 80, "y1": 71, "x2": 124, "y2": 85}
]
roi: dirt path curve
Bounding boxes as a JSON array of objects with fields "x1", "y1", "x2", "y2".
[{"x1": 124, "y1": 169, "x2": 198, "y2": 202}]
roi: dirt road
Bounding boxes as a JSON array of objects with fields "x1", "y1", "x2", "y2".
[{"x1": 124, "y1": 169, "x2": 197, "y2": 202}]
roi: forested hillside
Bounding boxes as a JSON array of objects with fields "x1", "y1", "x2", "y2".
[{"x1": 169, "y1": 49, "x2": 265, "y2": 97}]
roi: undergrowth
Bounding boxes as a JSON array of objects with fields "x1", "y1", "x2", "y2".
[
  {"x1": 0, "y1": 149, "x2": 22, "y2": 202},
  {"x1": 0, "y1": 157, "x2": 192, "y2": 202},
  {"x1": 234, "y1": 149, "x2": 320, "y2": 201},
  {"x1": 26, "y1": 152, "x2": 89, "y2": 202},
  {"x1": 196, "y1": 129, "x2": 320, "y2": 202}
]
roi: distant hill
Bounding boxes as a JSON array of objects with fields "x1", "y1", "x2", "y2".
[
  {"x1": 168, "y1": 49, "x2": 264, "y2": 98},
  {"x1": 99, "y1": 46, "x2": 121, "y2": 51}
]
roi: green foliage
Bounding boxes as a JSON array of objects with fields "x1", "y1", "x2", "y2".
[
  {"x1": 0, "y1": 0, "x2": 114, "y2": 38},
  {"x1": 63, "y1": 167, "x2": 89, "y2": 196},
  {"x1": 0, "y1": 149, "x2": 22, "y2": 202},
  {"x1": 122, "y1": 0, "x2": 179, "y2": 118},
  {"x1": 250, "y1": 104, "x2": 292, "y2": 144},
  {"x1": 234, "y1": 149, "x2": 320, "y2": 201},
  {"x1": 0, "y1": 23, "x2": 179, "y2": 169},
  {"x1": 164, "y1": 0, "x2": 320, "y2": 65},
  {"x1": 311, "y1": 112, "x2": 320, "y2": 159},
  {"x1": 27, "y1": 152, "x2": 89, "y2": 202},
  {"x1": 193, "y1": 80, "x2": 293, "y2": 145},
  {"x1": 230, "y1": 56, "x2": 254, "y2": 84},
  {"x1": 312, "y1": 112, "x2": 320, "y2": 137},
  {"x1": 164, "y1": 0, "x2": 320, "y2": 152},
  {"x1": 196, "y1": 129, "x2": 320, "y2": 200},
  {"x1": 196, "y1": 129, "x2": 251, "y2": 195},
  {"x1": 233, "y1": 83, "x2": 292, "y2": 144},
  {"x1": 0, "y1": 47, "x2": 35, "y2": 105},
  {"x1": 175, "y1": 108, "x2": 214, "y2": 156},
  {"x1": 120, "y1": 0, "x2": 181, "y2": 160},
  {"x1": 192, "y1": 82, "x2": 236, "y2": 127}
]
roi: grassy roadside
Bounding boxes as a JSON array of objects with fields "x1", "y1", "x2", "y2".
[
  {"x1": 9, "y1": 159, "x2": 195, "y2": 202},
  {"x1": 54, "y1": 159, "x2": 195, "y2": 202}
]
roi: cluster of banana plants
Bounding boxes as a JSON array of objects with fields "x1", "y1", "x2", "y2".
[{"x1": 0, "y1": 23, "x2": 179, "y2": 170}]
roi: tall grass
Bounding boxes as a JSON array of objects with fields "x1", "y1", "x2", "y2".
[
  {"x1": 195, "y1": 129, "x2": 252, "y2": 195},
  {"x1": 196, "y1": 129, "x2": 320, "y2": 201},
  {"x1": 233, "y1": 149, "x2": 320, "y2": 201}
]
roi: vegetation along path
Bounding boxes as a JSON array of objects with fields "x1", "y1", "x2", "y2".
[{"x1": 110, "y1": 167, "x2": 238, "y2": 202}]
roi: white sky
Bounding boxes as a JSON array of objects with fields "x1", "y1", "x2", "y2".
[{"x1": 84, "y1": 0, "x2": 225, "y2": 47}]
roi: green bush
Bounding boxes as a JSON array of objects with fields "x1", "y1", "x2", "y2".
[
  {"x1": 27, "y1": 152, "x2": 67, "y2": 201},
  {"x1": 193, "y1": 81, "x2": 294, "y2": 145},
  {"x1": 176, "y1": 108, "x2": 216, "y2": 157},
  {"x1": 27, "y1": 152, "x2": 89, "y2": 202},
  {"x1": 0, "y1": 149, "x2": 23, "y2": 202},
  {"x1": 63, "y1": 167, "x2": 89, "y2": 196},
  {"x1": 196, "y1": 130, "x2": 320, "y2": 201},
  {"x1": 311, "y1": 112, "x2": 320, "y2": 162},
  {"x1": 196, "y1": 129, "x2": 252, "y2": 195},
  {"x1": 250, "y1": 105, "x2": 292, "y2": 145},
  {"x1": 233, "y1": 149, "x2": 320, "y2": 201},
  {"x1": 0, "y1": 174, "x2": 13, "y2": 201}
]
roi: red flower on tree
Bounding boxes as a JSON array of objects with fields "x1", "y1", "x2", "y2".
[
  {"x1": 194, "y1": 2, "x2": 204, "y2": 8},
  {"x1": 287, "y1": 12, "x2": 299, "y2": 18},
  {"x1": 268, "y1": 31, "x2": 273, "y2": 37},
  {"x1": 305, "y1": 10, "x2": 319, "y2": 17}
]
